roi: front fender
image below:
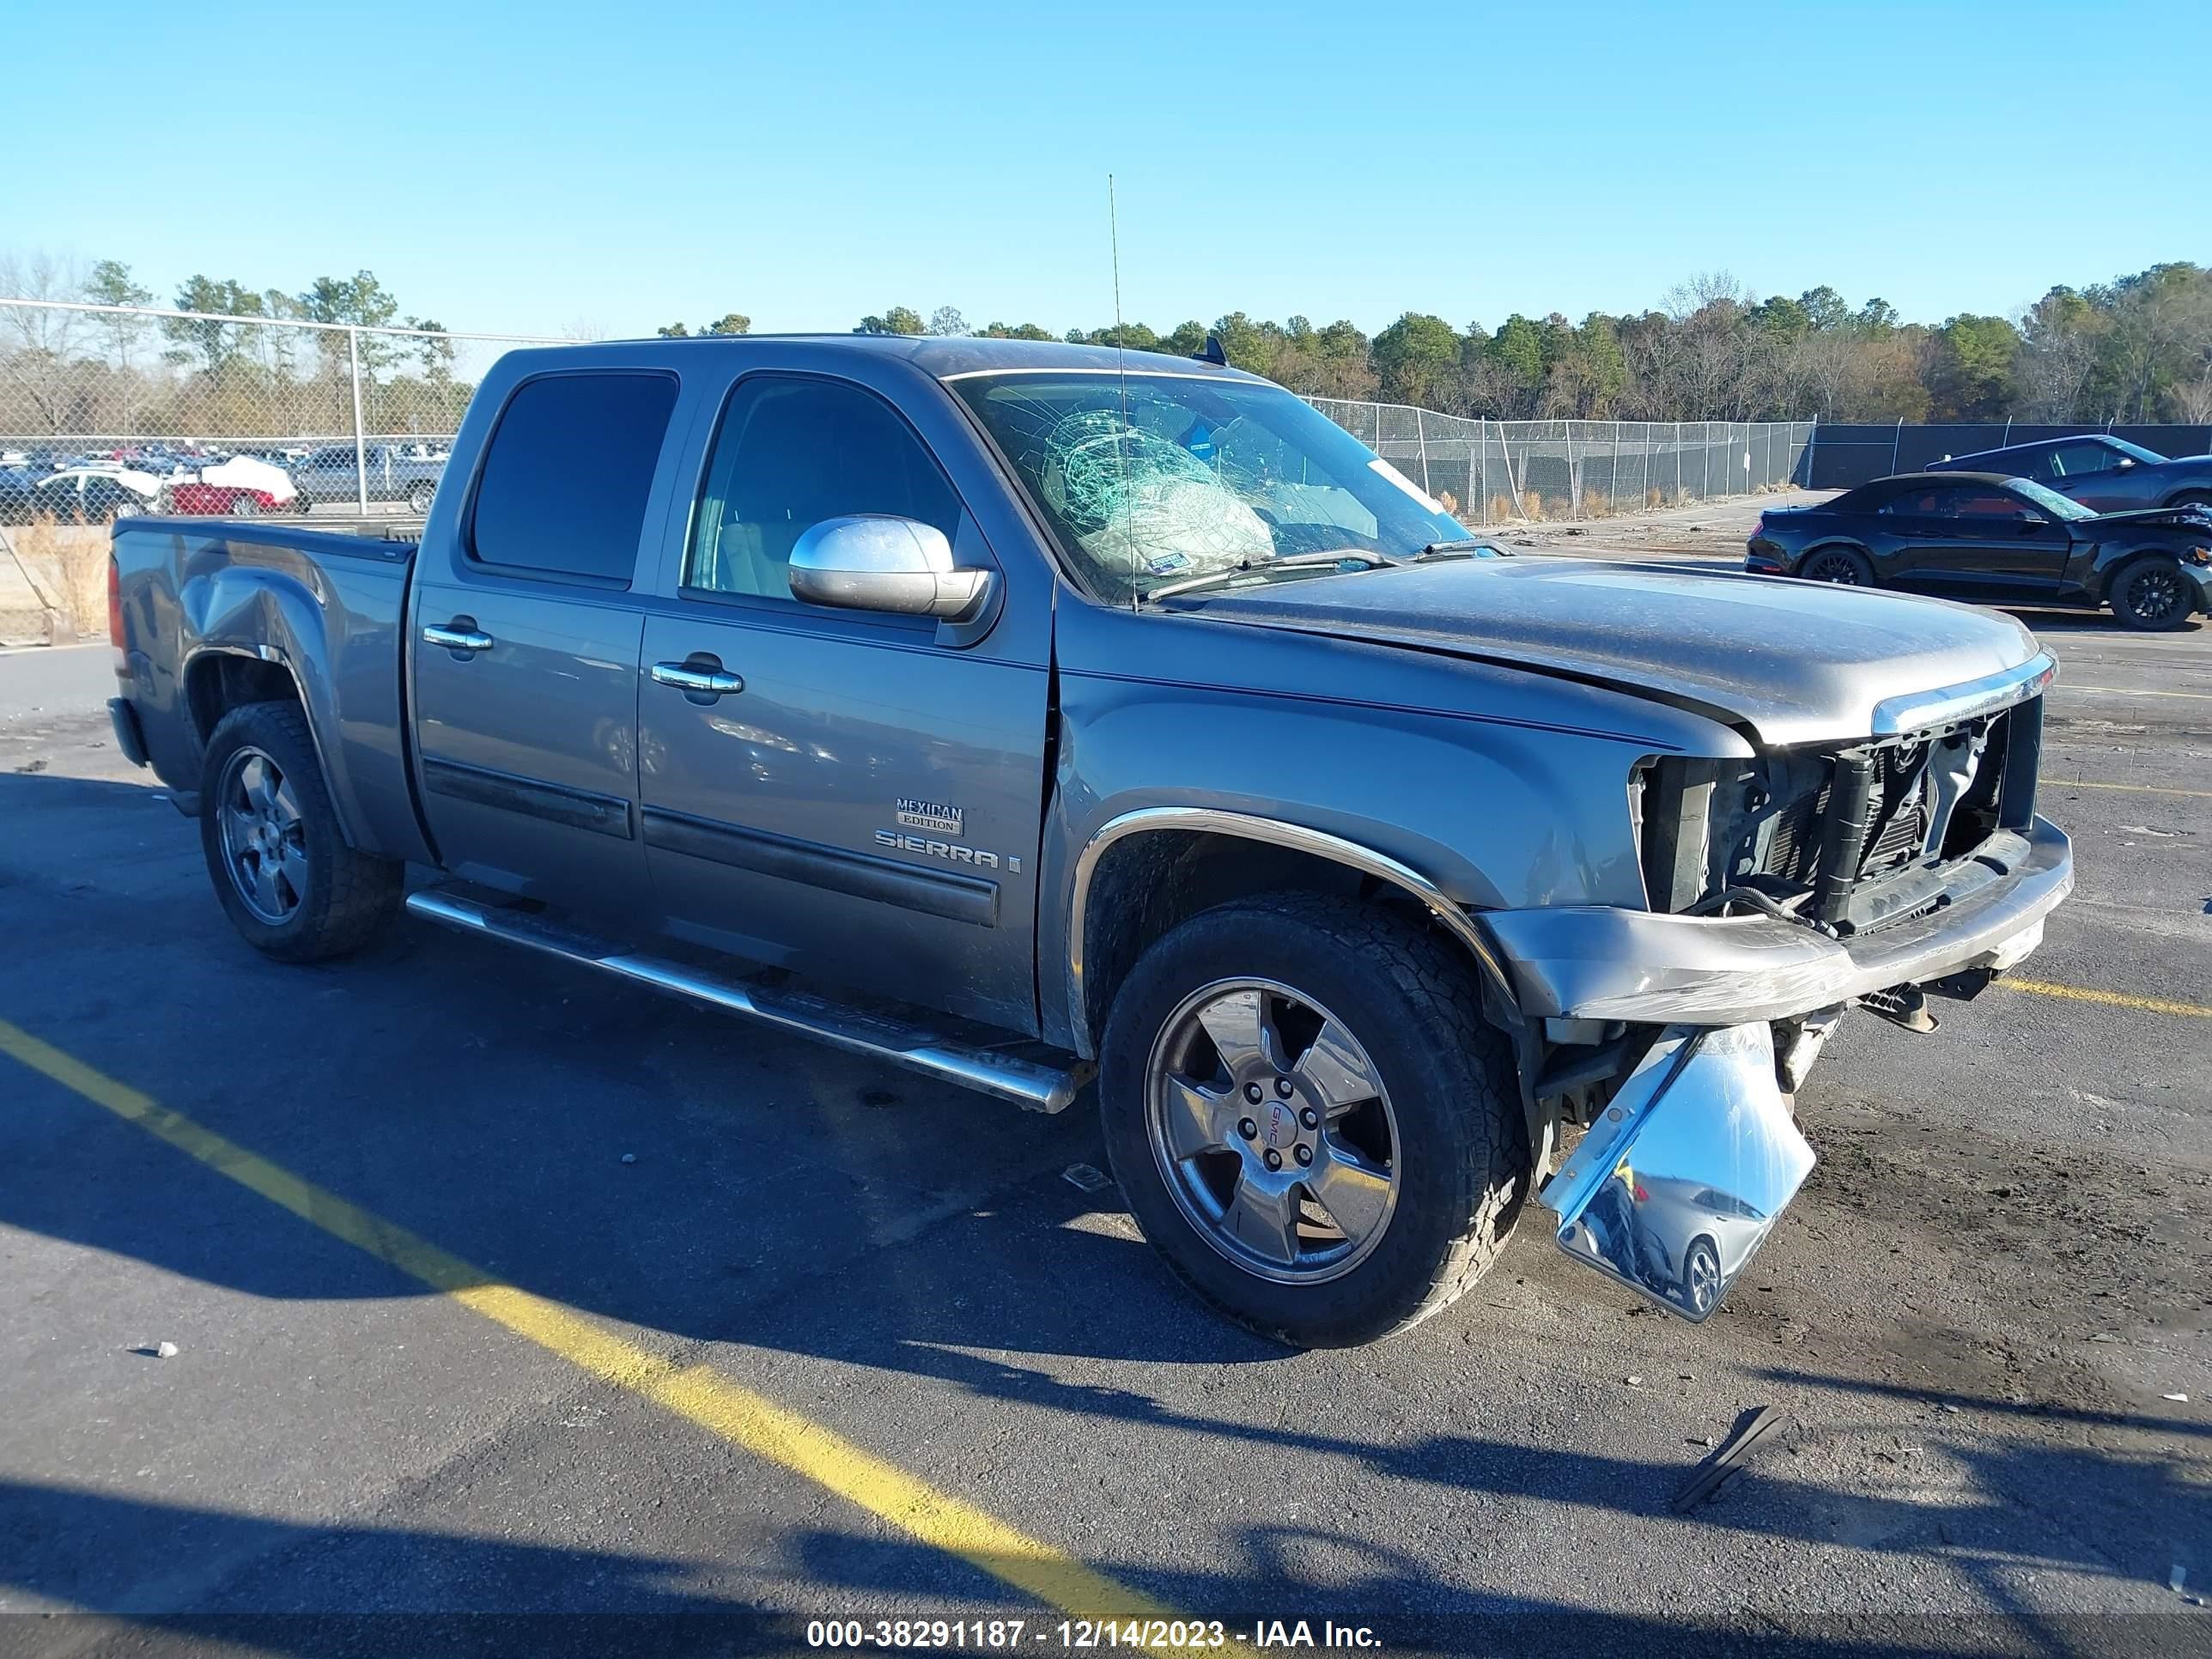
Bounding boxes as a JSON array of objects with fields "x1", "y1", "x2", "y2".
[{"x1": 1040, "y1": 676, "x2": 1683, "y2": 1053}]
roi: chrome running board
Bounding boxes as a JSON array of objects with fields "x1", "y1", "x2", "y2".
[{"x1": 405, "y1": 888, "x2": 1083, "y2": 1113}]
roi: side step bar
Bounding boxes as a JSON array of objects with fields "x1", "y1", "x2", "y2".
[{"x1": 405, "y1": 889, "x2": 1084, "y2": 1113}]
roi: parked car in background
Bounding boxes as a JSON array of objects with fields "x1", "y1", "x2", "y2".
[
  {"x1": 1929, "y1": 434, "x2": 2212, "y2": 514},
  {"x1": 1746, "y1": 471, "x2": 2212, "y2": 629},
  {"x1": 16, "y1": 466, "x2": 162, "y2": 524},
  {"x1": 289, "y1": 442, "x2": 446, "y2": 513},
  {"x1": 162, "y1": 454, "x2": 301, "y2": 517}
]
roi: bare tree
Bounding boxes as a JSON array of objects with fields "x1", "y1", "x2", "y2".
[{"x1": 0, "y1": 248, "x2": 91, "y2": 433}]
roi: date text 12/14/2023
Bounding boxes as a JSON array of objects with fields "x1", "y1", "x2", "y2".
[{"x1": 803, "y1": 1618, "x2": 1382, "y2": 1650}]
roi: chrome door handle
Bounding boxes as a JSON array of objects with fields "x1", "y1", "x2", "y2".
[
  {"x1": 422, "y1": 622, "x2": 495, "y2": 653},
  {"x1": 651, "y1": 660, "x2": 744, "y2": 696}
]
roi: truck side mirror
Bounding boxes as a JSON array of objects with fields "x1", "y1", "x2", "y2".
[{"x1": 787, "y1": 515, "x2": 996, "y2": 621}]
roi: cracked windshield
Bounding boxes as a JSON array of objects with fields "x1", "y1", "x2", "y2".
[{"x1": 953, "y1": 373, "x2": 1470, "y2": 602}]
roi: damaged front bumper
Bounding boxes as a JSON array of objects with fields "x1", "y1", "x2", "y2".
[
  {"x1": 1481, "y1": 815, "x2": 2072, "y2": 1028},
  {"x1": 1538, "y1": 1022, "x2": 1814, "y2": 1322},
  {"x1": 1501, "y1": 816, "x2": 2071, "y2": 1322}
]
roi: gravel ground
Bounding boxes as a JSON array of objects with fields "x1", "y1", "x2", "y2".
[{"x1": 0, "y1": 573, "x2": 2206, "y2": 1658}]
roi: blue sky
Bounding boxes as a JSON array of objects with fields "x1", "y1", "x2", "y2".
[{"x1": 9, "y1": 0, "x2": 2204, "y2": 339}]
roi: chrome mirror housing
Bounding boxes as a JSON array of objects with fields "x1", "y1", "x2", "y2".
[{"x1": 787, "y1": 515, "x2": 995, "y2": 620}]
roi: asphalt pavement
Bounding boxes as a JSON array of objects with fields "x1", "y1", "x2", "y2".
[{"x1": 1, "y1": 590, "x2": 2207, "y2": 1658}]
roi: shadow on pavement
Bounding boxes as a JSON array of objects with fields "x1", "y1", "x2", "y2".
[{"x1": 0, "y1": 769, "x2": 2202, "y2": 1639}]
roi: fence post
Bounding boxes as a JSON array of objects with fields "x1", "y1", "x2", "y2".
[
  {"x1": 1805, "y1": 418, "x2": 1817, "y2": 489},
  {"x1": 348, "y1": 327, "x2": 370, "y2": 514},
  {"x1": 1611, "y1": 422, "x2": 1622, "y2": 513},
  {"x1": 1414, "y1": 406, "x2": 1431, "y2": 494},
  {"x1": 1890, "y1": 417, "x2": 1903, "y2": 477},
  {"x1": 1476, "y1": 420, "x2": 1487, "y2": 525}
]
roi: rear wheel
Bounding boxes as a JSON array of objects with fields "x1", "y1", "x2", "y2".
[
  {"x1": 1800, "y1": 545, "x2": 1874, "y2": 586},
  {"x1": 2168, "y1": 491, "x2": 2212, "y2": 511},
  {"x1": 1100, "y1": 892, "x2": 1528, "y2": 1347},
  {"x1": 2111, "y1": 557, "x2": 2195, "y2": 631},
  {"x1": 406, "y1": 480, "x2": 436, "y2": 514},
  {"x1": 198, "y1": 702, "x2": 403, "y2": 962},
  {"x1": 230, "y1": 491, "x2": 260, "y2": 517}
]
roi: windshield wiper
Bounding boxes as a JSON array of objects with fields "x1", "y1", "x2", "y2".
[
  {"x1": 1414, "y1": 538, "x2": 1507, "y2": 560},
  {"x1": 1139, "y1": 550, "x2": 1397, "y2": 604}
]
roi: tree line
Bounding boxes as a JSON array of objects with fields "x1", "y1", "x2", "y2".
[
  {"x1": 0, "y1": 252, "x2": 465, "y2": 439},
  {"x1": 836, "y1": 265, "x2": 2212, "y2": 426},
  {"x1": 9, "y1": 248, "x2": 2209, "y2": 439}
]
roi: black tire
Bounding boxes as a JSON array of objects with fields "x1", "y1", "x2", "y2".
[
  {"x1": 1799, "y1": 544, "x2": 1874, "y2": 586},
  {"x1": 2110, "y1": 556, "x2": 2196, "y2": 631},
  {"x1": 2167, "y1": 491, "x2": 2212, "y2": 511},
  {"x1": 230, "y1": 492, "x2": 260, "y2": 517},
  {"x1": 1682, "y1": 1237, "x2": 1722, "y2": 1317},
  {"x1": 1099, "y1": 891, "x2": 1528, "y2": 1348},
  {"x1": 198, "y1": 701, "x2": 403, "y2": 962},
  {"x1": 406, "y1": 481, "x2": 436, "y2": 515}
]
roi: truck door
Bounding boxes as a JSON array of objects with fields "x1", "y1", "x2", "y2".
[
  {"x1": 409, "y1": 368, "x2": 684, "y2": 927},
  {"x1": 633, "y1": 370, "x2": 1048, "y2": 1032}
]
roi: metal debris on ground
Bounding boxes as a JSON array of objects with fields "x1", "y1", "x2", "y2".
[
  {"x1": 2166, "y1": 1393, "x2": 2191, "y2": 1402},
  {"x1": 1627, "y1": 1375, "x2": 1644, "y2": 1386},
  {"x1": 1673, "y1": 1405, "x2": 1790, "y2": 1512},
  {"x1": 155, "y1": 1341, "x2": 178, "y2": 1359},
  {"x1": 1062, "y1": 1163, "x2": 1112, "y2": 1194}
]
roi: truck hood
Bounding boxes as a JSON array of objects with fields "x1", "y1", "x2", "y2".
[{"x1": 1162, "y1": 557, "x2": 2047, "y2": 748}]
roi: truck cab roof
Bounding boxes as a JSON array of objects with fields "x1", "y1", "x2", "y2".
[{"x1": 537, "y1": 332, "x2": 1269, "y2": 384}]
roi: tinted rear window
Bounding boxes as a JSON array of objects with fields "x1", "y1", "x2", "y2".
[{"x1": 470, "y1": 372, "x2": 677, "y2": 581}]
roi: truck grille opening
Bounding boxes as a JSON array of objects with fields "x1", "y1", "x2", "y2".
[{"x1": 1638, "y1": 696, "x2": 2039, "y2": 932}]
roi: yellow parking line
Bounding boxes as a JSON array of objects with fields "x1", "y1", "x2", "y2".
[
  {"x1": 2039, "y1": 776, "x2": 2212, "y2": 799},
  {"x1": 0, "y1": 1018, "x2": 1241, "y2": 1645},
  {"x1": 2000, "y1": 980, "x2": 2212, "y2": 1020}
]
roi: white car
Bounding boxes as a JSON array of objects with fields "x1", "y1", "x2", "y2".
[{"x1": 26, "y1": 466, "x2": 162, "y2": 524}]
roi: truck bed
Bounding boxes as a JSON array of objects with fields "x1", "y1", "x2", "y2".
[{"x1": 109, "y1": 514, "x2": 433, "y2": 866}]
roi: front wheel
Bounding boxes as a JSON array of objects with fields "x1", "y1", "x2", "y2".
[
  {"x1": 1099, "y1": 892, "x2": 1528, "y2": 1348},
  {"x1": 406, "y1": 481, "x2": 436, "y2": 515},
  {"x1": 2111, "y1": 557, "x2": 2195, "y2": 631},
  {"x1": 1799, "y1": 545, "x2": 1874, "y2": 586},
  {"x1": 198, "y1": 702, "x2": 403, "y2": 962}
]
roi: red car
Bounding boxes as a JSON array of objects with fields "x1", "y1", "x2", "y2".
[{"x1": 165, "y1": 481, "x2": 289, "y2": 516}]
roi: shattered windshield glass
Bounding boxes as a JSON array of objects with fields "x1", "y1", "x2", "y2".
[{"x1": 950, "y1": 373, "x2": 1469, "y2": 603}]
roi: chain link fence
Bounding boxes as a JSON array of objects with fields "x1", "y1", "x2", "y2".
[
  {"x1": 0, "y1": 299, "x2": 1814, "y2": 534},
  {"x1": 0, "y1": 297, "x2": 562, "y2": 524},
  {"x1": 1309, "y1": 399, "x2": 1817, "y2": 524}
]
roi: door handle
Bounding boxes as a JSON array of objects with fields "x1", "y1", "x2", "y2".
[
  {"x1": 651, "y1": 659, "x2": 744, "y2": 697},
  {"x1": 422, "y1": 621, "x2": 495, "y2": 653}
]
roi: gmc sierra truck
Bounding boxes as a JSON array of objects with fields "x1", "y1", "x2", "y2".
[{"x1": 103, "y1": 336, "x2": 2074, "y2": 1346}]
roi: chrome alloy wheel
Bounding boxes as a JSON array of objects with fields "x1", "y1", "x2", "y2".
[
  {"x1": 217, "y1": 745, "x2": 308, "y2": 923},
  {"x1": 1144, "y1": 979, "x2": 1401, "y2": 1284}
]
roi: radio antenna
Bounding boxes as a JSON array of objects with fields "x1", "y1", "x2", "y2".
[{"x1": 1109, "y1": 173, "x2": 1138, "y2": 608}]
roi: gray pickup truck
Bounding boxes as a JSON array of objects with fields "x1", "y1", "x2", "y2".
[{"x1": 103, "y1": 336, "x2": 2074, "y2": 1346}]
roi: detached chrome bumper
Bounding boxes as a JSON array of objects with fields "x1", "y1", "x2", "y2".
[
  {"x1": 1482, "y1": 816, "x2": 2072, "y2": 1027},
  {"x1": 1540, "y1": 1023, "x2": 1814, "y2": 1322}
]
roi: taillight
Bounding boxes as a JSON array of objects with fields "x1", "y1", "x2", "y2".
[{"x1": 107, "y1": 557, "x2": 127, "y2": 675}]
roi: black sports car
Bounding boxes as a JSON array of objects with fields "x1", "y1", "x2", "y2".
[{"x1": 1746, "y1": 471, "x2": 2212, "y2": 630}]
